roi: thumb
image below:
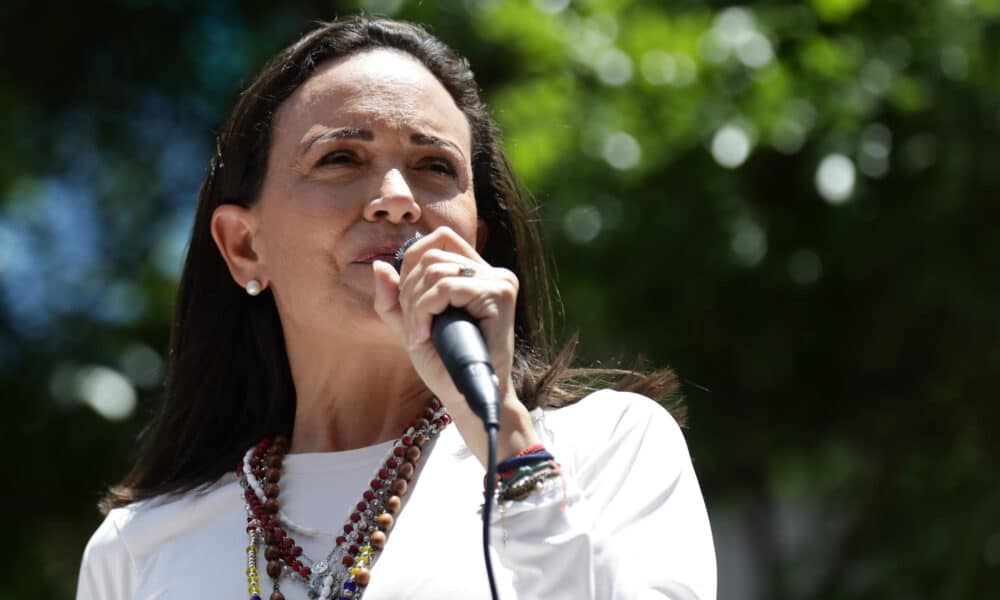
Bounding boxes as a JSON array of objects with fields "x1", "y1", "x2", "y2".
[{"x1": 372, "y1": 260, "x2": 404, "y2": 331}]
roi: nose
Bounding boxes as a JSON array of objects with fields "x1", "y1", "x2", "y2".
[{"x1": 363, "y1": 168, "x2": 421, "y2": 224}]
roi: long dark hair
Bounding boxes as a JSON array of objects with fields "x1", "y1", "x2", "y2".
[{"x1": 102, "y1": 16, "x2": 681, "y2": 512}]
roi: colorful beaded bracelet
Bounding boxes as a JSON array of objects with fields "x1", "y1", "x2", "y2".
[
  {"x1": 497, "y1": 463, "x2": 562, "y2": 502},
  {"x1": 497, "y1": 449, "x2": 555, "y2": 475},
  {"x1": 501, "y1": 460, "x2": 556, "y2": 489}
]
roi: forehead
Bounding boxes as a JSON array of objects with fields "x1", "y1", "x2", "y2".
[{"x1": 273, "y1": 48, "x2": 471, "y2": 152}]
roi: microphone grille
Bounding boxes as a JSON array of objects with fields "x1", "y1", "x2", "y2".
[{"x1": 392, "y1": 234, "x2": 422, "y2": 273}]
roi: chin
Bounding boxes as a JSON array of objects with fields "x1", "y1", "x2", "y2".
[{"x1": 341, "y1": 297, "x2": 398, "y2": 333}]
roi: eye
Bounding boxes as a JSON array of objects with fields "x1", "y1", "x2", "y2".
[
  {"x1": 315, "y1": 150, "x2": 358, "y2": 167},
  {"x1": 422, "y1": 157, "x2": 458, "y2": 178}
]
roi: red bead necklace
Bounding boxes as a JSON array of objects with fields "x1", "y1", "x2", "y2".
[{"x1": 237, "y1": 397, "x2": 450, "y2": 600}]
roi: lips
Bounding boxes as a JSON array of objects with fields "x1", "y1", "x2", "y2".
[{"x1": 353, "y1": 243, "x2": 404, "y2": 264}]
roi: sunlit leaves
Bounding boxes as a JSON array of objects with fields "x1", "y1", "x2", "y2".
[
  {"x1": 810, "y1": 0, "x2": 871, "y2": 23},
  {"x1": 4, "y1": 1, "x2": 1000, "y2": 598},
  {"x1": 491, "y1": 75, "x2": 577, "y2": 186}
]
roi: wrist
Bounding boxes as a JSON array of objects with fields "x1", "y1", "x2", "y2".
[{"x1": 496, "y1": 389, "x2": 540, "y2": 462}]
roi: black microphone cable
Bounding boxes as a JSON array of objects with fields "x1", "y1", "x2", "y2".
[
  {"x1": 393, "y1": 236, "x2": 501, "y2": 600},
  {"x1": 481, "y1": 417, "x2": 500, "y2": 600}
]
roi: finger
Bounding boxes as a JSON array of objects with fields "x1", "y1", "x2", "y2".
[
  {"x1": 402, "y1": 258, "x2": 509, "y2": 337},
  {"x1": 398, "y1": 249, "x2": 484, "y2": 312},
  {"x1": 411, "y1": 277, "x2": 516, "y2": 344},
  {"x1": 398, "y1": 226, "x2": 484, "y2": 280},
  {"x1": 401, "y1": 259, "x2": 488, "y2": 300},
  {"x1": 406, "y1": 265, "x2": 518, "y2": 345},
  {"x1": 372, "y1": 259, "x2": 407, "y2": 342},
  {"x1": 400, "y1": 245, "x2": 509, "y2": 301},
  {"x1": 407, "y1": 262, "x2": 518, "y2": 299},
  {"x1": 398, "y1": 263, "x2": 472, "y2": 349}
]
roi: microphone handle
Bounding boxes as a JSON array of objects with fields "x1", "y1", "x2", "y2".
[
  {"x1": 431, "y1": 307, "x2": 501, "y2": 428},
  {"x1": 393, "y1": 235, "x2": 500, "y2": 429}
]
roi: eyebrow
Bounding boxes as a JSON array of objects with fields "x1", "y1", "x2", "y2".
[
  {"x1": 302, "y1": 128, "x2": 466, "y2": 161},
  {"x1": 302, "y1": 127, "x2": 373, "y2": 151},
  {"x1": 410, "y1": 133, "x2": 466, "y2": 161}
]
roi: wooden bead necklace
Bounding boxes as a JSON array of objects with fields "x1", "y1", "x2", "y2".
[{"x1": 237, "y1": 397, "x2": 450, "y2": 600}]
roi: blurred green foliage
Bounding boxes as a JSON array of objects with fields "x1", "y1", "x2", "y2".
[{"x1": 2, "y1": 0, "x2": 998, "y2": 598}]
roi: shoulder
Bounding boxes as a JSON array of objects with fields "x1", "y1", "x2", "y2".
[
  {"x1": 533, "y1": 389, "x2": 689, "y2": 475},
  {"x1": 78, "y1": 475, "x2": 247, "y2": 599},
  {"x1": 538, "y1": 388, "x2": 683, "y2": 442},
  {"x1": 81, "y1": 506, "x2": 133, "y2": 565},
  {"x1": 79, "y1": 475, "x2": 239, "y2": 579},
  {"x1": 77, "y1": 506, "x2": 138, "y2": 599}
]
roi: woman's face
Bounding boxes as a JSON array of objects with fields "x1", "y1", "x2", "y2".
[{"x1": 251, "y1": 49, "x2": 479, "y2": 346}]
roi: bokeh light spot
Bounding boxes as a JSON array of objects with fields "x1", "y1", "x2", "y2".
[
  {"x1": 816, "y1": 154, "x2": 856, "y2": 204},
  {"x1": 787, "y1": 248, "x2": 822, "y2": 285},
  {"x1": 858, "y1": 123, "x2": 892, "y2": 178},
  {"x1": 595, "y1": 48, "x2": 634, "y2": 86},
  {"x1": 119, "y1": 343, "x2": 165, "y2": 390},
  {"x1": 702, "y1": 6, "x2": 773, "y2": 69},
  {"x1": 770, "y1": 99, "x2": 816, "y2": 154},
  {"x1": 673, "y1": 54, "x2": 698, "y2": 86},
  {"x1": 715, "y1": 7, "x2": 756, "y2": 46},
  {"x1": 533, "y1": 0, "x2": 570, "y2": 14},
  {"x1": 602, "y1": 132, "x2": 642, "y2": 170},
  {"x1": 861, "y1": 59, "x2": 893, "y2": 96},
  {"x1": 711, "y1": 124, "x2": 753, "y2": 168},
  {"x1": 737, "y1": 31, "x2": 774, "y2": 68},
  {"x1": 641, "y1": 51, "x2": 677, "y2": 85},
  {"x1": 76, "y1": 365, "x2": 137, "y2": 422},
  {"x1": 563, "y1": 205, "x2": 603, "y2": 244},
  {"x1": 940, "y1": 45, "x2": 969, "y2": 80},
  {"x1": 771, "y1": 119, "x2": 807, "y2": 154},
  {"x1": 729, "y1": 217, "x2": 767, "y2": 267},
  {"x1": 882, "y1": 36, "x2": 912, "y2": 69}
]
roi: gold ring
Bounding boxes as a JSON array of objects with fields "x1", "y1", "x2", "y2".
[{"x1": 457, "y1": 265, "x2": 477, "y2": 277}]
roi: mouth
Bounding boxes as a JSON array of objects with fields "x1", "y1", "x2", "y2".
[{"x1": 353, "y1": 243, "x2": 405, "y2": 264}]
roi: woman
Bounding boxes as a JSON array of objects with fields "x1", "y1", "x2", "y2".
[{"x1": 77, "y1": 16, "x2": 716, "y2": 600}]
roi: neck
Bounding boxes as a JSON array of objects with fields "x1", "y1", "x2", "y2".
[{"x1": 284, "y1": 329, "x2": 430, "y2": 454}]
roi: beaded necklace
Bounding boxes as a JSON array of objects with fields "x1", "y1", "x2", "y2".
[{"x1": 237, "y1": 397, "x2": 451, "y2": 600}]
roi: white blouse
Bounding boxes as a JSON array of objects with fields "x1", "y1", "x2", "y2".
[{"x1": 77, "y1": 389, "x2": 717, "y2": 599}]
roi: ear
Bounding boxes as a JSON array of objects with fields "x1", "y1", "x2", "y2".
[
  {"x1": 210, "y1": 204, "x2": 265, "y2": 291},
  {"x1": 475, "y1": 218, "x2": 489, "y2": 253}
]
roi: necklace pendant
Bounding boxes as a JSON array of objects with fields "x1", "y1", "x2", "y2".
[
  {"x1": 240, "y1": 401, "x2": 449, "y2": 600},
  {"x1": 305, "y1": 564, "x2": 326, "y2": 598},
  {"x1": 307, "y1": 573, "x2": 324, "y2": 597},
  {"x1": 313, "y1": 560, "x2": 329, "y2": 575}
]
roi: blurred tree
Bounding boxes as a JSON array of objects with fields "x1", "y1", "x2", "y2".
[{"x1": 1, "y1": 0, "x2": 998, "y2": 598}]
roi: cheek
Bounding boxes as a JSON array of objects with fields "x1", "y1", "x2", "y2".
[
  {"x1": 260, "y1": 165, "x2": 369, "y2": 219},
  {"x1": 293, "y1": 180, "x2": 371, "y2": 217},
  {"x1": 257, "y1": 212, "x2": 339, "y2": 281},
  {"x1": 429, "y1": 194, "x2": 479, "y2": 241},
  {"x1": 458, "y1": 201, "x2": 481, "y2": 244}
]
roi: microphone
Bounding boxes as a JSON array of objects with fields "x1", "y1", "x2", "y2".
[
  {"x1": 393, "y1": 235, "x2": 501, "y2": 429},
  {"x1": 394, "y1": 235, "x2": 503, "y2": 600}
]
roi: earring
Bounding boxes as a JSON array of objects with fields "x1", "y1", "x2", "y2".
[{"x1": 246, "y1": 279, "x2": 263, "y2": 296}]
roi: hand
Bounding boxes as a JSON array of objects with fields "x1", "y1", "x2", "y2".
[{"x1": 371, "y1": 226, "x2": 538, "y2": 465}]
